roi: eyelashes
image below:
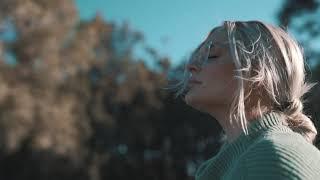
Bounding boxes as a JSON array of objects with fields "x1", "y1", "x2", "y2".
[{"x1": 208, "y1": 55, "x2": 219, "y2": 59}]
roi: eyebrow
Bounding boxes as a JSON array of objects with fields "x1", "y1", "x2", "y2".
[
  {"x1": 190, "y1": 39, "x2": 229, "y2": 58},
  {"x1": 210, "y1": 41, "x2": 229, "y2": 51},
  {"x1": 195, "y1": 40, "x2": 226, "y2": 51}
]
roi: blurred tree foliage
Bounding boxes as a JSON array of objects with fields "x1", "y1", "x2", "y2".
[
  {"x1": 0, "y1": 0, "x2": 221, "y2": 180},
  {"x1": 278, "y1": 0, "x2": 320, "y2": 68},
  {"x1": 278, "y1": 0, "x2": 320, "y2": 147}
]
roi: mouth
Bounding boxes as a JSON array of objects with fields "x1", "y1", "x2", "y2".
[
  {"x1": 187, "y1": 80, "x2": 202, "y2": 90},
  {"x1": 188, "y1": 78, "x2": 202, "y2": 84}
]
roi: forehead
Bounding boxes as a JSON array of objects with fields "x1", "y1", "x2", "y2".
[
  {"x1": 191, "y1": 26, "x2": 229, "y2": 55},
  {"x1": 205, "y1": 26, "x2": 229, "y2": 48},
  {"x1": 187, "y1": 26, "x2": 229, "y2": 65}
]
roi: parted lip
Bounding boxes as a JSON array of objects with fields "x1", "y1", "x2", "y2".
[
  {"x1": 187, "y1": 78, "x2": 202, "y2": 90},
  {"x1": 188, "y1": 78, "x2": 202, "y2": 84}
]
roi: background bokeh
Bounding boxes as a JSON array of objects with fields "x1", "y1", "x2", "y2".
[{"x1": 0, "y1": 0, "x2": 319, "y2": 180}]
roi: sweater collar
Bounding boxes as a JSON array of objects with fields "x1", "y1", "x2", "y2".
[
  {"x1": 195, "y1": 111, "x2": 292, "y2": 180},
  {"x1": 221, "y1": 111, "x2": 289, "y2": 151}
]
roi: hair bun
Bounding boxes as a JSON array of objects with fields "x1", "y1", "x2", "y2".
[{"x1": 284, "y1": 111, "x2": 318, "y2": 144}]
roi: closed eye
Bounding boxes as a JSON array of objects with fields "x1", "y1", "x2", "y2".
[{"x1": 208, "y1": 55, "x2": 218, "y2": 59}]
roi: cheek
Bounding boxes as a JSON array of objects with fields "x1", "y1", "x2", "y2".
[
  {"x1": 204, "y1": 65, "x2": 234, "y2": 86},
  {"x1": 184, "y1": 64, "x2": 237, "y2": 108},
  {"x1": 202, "y1": 65, "x2": 237, "y2": 97}
]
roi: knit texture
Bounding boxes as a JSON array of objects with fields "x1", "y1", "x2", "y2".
[{"x1": 195, "y1": 111, "x2": 320, "y2": 180}]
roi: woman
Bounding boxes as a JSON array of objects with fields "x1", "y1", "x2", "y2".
[{"x1": 170, "y1": 21, "x2": 320, "y2": 179}]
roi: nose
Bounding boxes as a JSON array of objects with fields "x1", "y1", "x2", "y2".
[{"x1": 187, "y1": 64, "x2": 201, "y2": 73}]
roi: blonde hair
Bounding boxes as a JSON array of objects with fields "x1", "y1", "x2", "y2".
[{"x1": 167, "y1": 20, "x2": 318, "y2": 144}]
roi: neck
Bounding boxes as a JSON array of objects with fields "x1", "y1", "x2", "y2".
[{"x1": 208, "y1": 106, "x2": 269, "y2": 143}]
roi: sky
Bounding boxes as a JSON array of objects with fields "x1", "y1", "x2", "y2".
[{"x1": 75, "y1": 0, "x2": 284, "y2": 68}]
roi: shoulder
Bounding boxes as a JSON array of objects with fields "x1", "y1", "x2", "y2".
[{"x1": 242, "y1": 131, "x2": 320, "y2": 179}]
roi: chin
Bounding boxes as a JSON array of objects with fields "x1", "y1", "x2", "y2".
[
  {"x1": 185, "y1": 94, "x2": 206, "y2": 111},
  {"x1": 184, "y1": 92, "x2": 196, "y2": 105}
]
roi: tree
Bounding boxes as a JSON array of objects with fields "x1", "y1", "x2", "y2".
[{"x1": 0, "y1": 1, "x2": 221, "y2": 180}]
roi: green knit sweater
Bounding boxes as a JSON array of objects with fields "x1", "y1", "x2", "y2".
[{"x1": 195, "y1": 111, "x2": 320, "y2": 180}]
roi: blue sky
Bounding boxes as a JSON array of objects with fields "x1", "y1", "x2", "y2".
[{"x1": 75, "y1": 0, "x2": 284, "y2": 68}]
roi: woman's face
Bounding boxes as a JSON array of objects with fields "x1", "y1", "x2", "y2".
[{"x1": 184, "y1": 26, "x2": 238, "y2": 113}]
